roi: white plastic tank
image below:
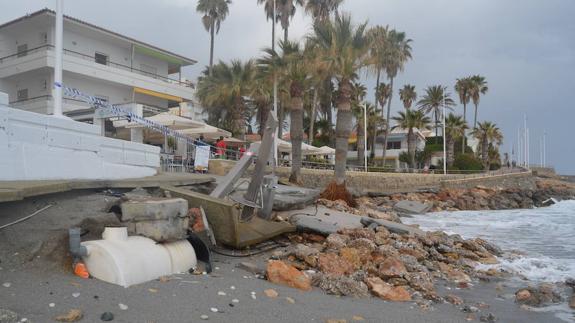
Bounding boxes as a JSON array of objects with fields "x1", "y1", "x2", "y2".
[{"x1": 81, "y1": 227, "x2": 197, "y2": 287}]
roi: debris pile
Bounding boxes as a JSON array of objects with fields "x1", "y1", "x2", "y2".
[{"x1": 268, "y1": 226, "x2": 504, "y2": 302}]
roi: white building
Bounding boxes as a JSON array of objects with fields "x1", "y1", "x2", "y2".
[
  {"x1": 0, "y1": 9, "x2": 202, "y2": 124},
  {"x1": 349, "y1": 128, "x2": 427, "y2": 169}
]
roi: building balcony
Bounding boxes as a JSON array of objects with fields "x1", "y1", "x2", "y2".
[{"x1": 0, "y1": 45, "x2": 195, "y2": 101}]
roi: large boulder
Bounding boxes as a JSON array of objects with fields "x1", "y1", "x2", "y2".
[
  {"x1": 266, "y1": 260, "x2": 312, "y2": 291},
  {"x1": 365, "y1": 277, "x2": 412, "y2": 301},
  {"x1": 378, "y1": 257, "x2": 408, "y2": 279}
]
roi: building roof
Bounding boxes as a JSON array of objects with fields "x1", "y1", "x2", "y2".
[{"x1": 0, "y1": 8, "x2": 197, "y2": 66}]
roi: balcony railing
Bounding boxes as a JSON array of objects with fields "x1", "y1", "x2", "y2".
[{"x1": 0, "y1": 45, "x2": 194, "y2": 89}]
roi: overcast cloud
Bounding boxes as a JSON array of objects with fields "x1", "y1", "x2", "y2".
[{"x1": 2, "y1": 0, "x2": 574, "y2": 174}]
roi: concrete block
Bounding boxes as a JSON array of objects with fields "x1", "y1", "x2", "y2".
[
  {"x1": 393, "y1": 200, "x2": 432, "y2": 215},
  {"x1": 120, "y1": 198, "x2": 188, "y2": 222}
]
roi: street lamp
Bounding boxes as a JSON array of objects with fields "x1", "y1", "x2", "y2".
[
  {"x1": 442, "y1": 95, "x2": 447, "y2": 175},
  {"x1": 363, "y1": 103, "x2": 368, "y2": 172},
  {"x1": 53, "y1": 0, "x2": 64, "y2": 117}
]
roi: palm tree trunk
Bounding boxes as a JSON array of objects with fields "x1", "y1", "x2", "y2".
[
  {"x1": 289, "y1": 95, "x2": 304, "y2": 183},
  {"x1": 277, "y1": 103, "x2": 284, "y2": 139},
  {"x1": 447, "y1": 137, "x2": 455, "y2": 167},
  {"x1": 357, "y1": 114, "x2": 365, "y2": 167},
  {"x1": 375, "y1": 69, "x2": 381, "y2": 113},
  {"x1": 474, "y1": 103, "x2": 478, "y2": 128},
  {"x1": 370, "y1": 128, "x2": 376, "y2": 159},
  {"x1": 284, "y1": 26, "x2": 288, "y2": 43},
  {"x1": 209, "y1": 22, "x2": 215, "y2": 76},
  {"x1": 462, "y1": 103, "x2": 467, "y2": 153},
  {"x1": 309, "y1": 88, "x2": 318, "y2": 144},
  {"x1": 381, "y1": 77, "x2": 394, "y2": 163},
  {"x1": 434, "y1": 109, "x2": 439, "y2": 138},
  {"x1": 408, "y1": 128, "x2": 415, "y2": 169},
  {"x1": 334, "y1": 80, "x2": 353, "y2": 184}
]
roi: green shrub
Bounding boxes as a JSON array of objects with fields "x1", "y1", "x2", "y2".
[{"x1": 453, "y1": 153, "x2": 483, "y2": 171}]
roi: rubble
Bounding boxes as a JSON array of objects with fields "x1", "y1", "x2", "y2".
[
  {"x1": 514, "y1": 284, "x2": 562, "y2": 307},
  {"x1": 266, "y1": 260, "x2": 312, "y2": 291}
]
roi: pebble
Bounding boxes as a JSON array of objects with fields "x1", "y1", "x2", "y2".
[
  {"x1": 72, "y1": 292, "x2": 80, "y2": 298},
  {"x1": 200, "y1": 314, "x2": 209, "y2": 320},
  {"x1": 230, "y1": 286, "x2": 236, "y2": 290},
  {"x1": 352, "y1": 316, "x2": 365, "y2": 321},
  {"x1": 217, "y1": 291, "x2": 227, "y2": 296},
  {"x1": 285, "y1": 297, "x2": 295, "y2": 304},
  {"x1": 100, "y1": 312, "x2": 114, "y2": 321},
  {"x1": 215, "y1": 267, "x2": 220, "y2": 270},
  {"x1": 49, "y1": 303, "x2": 56, "y2": 308},
  {"x1": 118, "y1": 303, "x2": 128, "y2": 311},
  {"x1": 2, "y1": 282, "x2": 11, "y2": 288},
  {"x1": 479, "y1": 313, "x2": 497, "y2": 322},
  {"x1": 264, "y1": 289, "x2": 278, "y2": 298},
  {"x1": 20, "y1": 318, "x2": 28, "y2": 322},
  {"x1": 462, "y1": 305, "x2": 479, "y2": 313},
  {"x1": 210, "y1": 307, "x2": 218, "y2": 313},
  {"x1": 231, "y1": 299, "x2": 239, "y2": 304}
]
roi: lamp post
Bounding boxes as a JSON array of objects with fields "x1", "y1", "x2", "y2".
[
  {"x1": 363, "y1": 103, "x2": 368, "y2": 172},
  {"x1": 442, "y1": 97, "x2": 447, "y2": 175},
  {"x1": 53, "y1": 0, "x2": 64, "y2": 117},
  {"x1": 272, "y1": 0, "x2": 278, "y2": 169}
]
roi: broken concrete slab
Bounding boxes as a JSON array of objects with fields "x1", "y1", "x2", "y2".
[
  {"x1": 120, "y1": 198, "x2": 188, "y2": 222},
  {"x1": 231, "y1": 182, "x2": 320, "y2": 212},
  {"x1": 393, "y1": 200, "x2": 432, "y2": 215},
  {"x1": 359, "y1": 217, "x2": 425, "y2": 237}
]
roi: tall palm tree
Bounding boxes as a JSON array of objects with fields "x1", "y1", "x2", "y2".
[
  {"x1": 365, "y1": 102, "x2": 384, "y2": 159},
  {"x1": 309, "y1": 13, "x2": 369, "y2": 185},
  {"x1": 366, "y1": 25, "x2": 388, "y2": 113},
  {"x1": 445, "y1": 113, "x2": 468, "y2": 167},
  {"x1": 379, "y1": 30, "x2": 412, "y2": 162},
  {"x1": 196, "y1": 60, "x2": 256, "y2": 138},
  {"x1": 470, "y1": 75, "x2": 488, "y2": 128},
  {"x1": 259, "y1": 40, "x2": 309, "y2": 182},
  {"x1": 417, "y1": 85, "x2": 455, "y2": 139},
  {"x1": 351, "y1": 82, "x2": 367, "y2": 165},
  {"x1": 399, "y1": 84, "x2": 417, "y2": 110},
  {"x1": 471, "y1": 121, "x2": 503, "y2": 170},
  {"x1": 257, "y1": 0, "x2": 279, "y2": 50},
  {"x1": 196, "y1": 0, "x2": 232, "y2": 76},
  {"x1": 304, "y1": 0, "x2": 344, "y2": 22},
  {"x1": 375, "y1": 82, "x2": 391, "y2": 118},
  {"x1": 392, "y1": 110, "x2": 430, "y2": 169},
  {"x1": 277, "y1": 0, "x2": 304, "y2": 43},
  {"x1": 454, "y1": 76, "x2": 473, "y2": 151}
]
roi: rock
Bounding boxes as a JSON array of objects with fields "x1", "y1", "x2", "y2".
[
  {"x1": 365, "y1": 277, "x2": 411, "y2": 302},
  {"x1": 293, "y1": 216, "x2": 340, "y2": 235},
  {"x1": 293, "y1": 244, "x2": 320, "y2": 267},
  {"x1": 347, "y1": 238, "x2": 376, "y2": 251},
  {"x1": 373, "y1": 231, "x2": 390, "y2": 246},
  {"x1": 264, "y1": 289, "x2": 279, "y2": 298},
  {"x1": 326, "y1": 234, "x2": 349, "y2": 250},
  {"x1": 461, "y1": 305, "x2": 479, "y2": 313},
  {"x1": 445, "y1": 294, "x2": 464, "y2": 305},
  {"x1": 360, "y1": 217, "x2": 425, "y2": 236},
  {"x1": 118, "y1": 303, "x2": 128, "y2": 311},
  {"x1": 0, "y1": 309, "x2": 18, "y2": 323},
  {"x1": 55, "y1": 309, "x2": 83, "y2": 322},
  {"x1": 393, "y1": 200, "x2": 431, "y2": 215},
  {"x1": 237, "y1": 262, "x2": 265, "y2": 275},
  {"x1": 515, "y1": 289, "x2": 531, "y2": 302},
  {"x1": 210, "y1": 308, "x2": 218, "y2": 313},
  {"x1": 447, "y1": 269, "x2": 471, "y2": 283},
  {"x1": 266, "y1": 260, "x2": 312, "y2": 291},
  {"x1": 565, "y1": 278, "x2": 575, "y2": 288},
  {"x1": 313, "y1": 274, "x2": 370, "y2": 297},
  {"x1": 474, "y1": 238, "x2": 503, "y2": 256},
  {"x1": 339, "y1": 248, "x2": 362, "y2": 271},
  {"x1": 569, "y1": 295, "x2": 575, "y2": 309},
  {"x1": 479, "y1": 313, "x2": 497, "y2": 322},
  {"x1": 318, "y1": 253, "x2": 356, "y2": 276},
  {"x1": 285, "y1": 297, "x2": 295, "y2": 304},
  {"x1": 200, "y1": 314, "x2": 209, "y2": 320},
  {"x1": 326, "y1": 320, "x2": 347, "y2": 323},
  {"x1": 100, "y1": 312, "x2": 114, "y2": 321},
  {"x1": 377, "y1": 257, "x2": 407, "y2": 279}
]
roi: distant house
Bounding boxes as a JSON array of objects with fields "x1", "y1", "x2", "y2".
[
  {"x1": 0, "y1": 9, "x2": 202, "y2": 123},
  {"x1": 348, "y1": 127, "x2": 426, "y2": 169}
]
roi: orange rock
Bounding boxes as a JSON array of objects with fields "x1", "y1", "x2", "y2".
[
  {"x1": 339, "y1": 248, "x2": 362, "y2": 271},
  {"x1": 516, "y1": 289, "x2": 531, "y2": 302},
  {"x1": 378, "y1": 257, "x2": 407, "y2": 279},
  {"x1": 318, "y1": 253, "x2": 356, "y2": 276},
  {"x1": 266, "y1": 260, "x2": 311, "y2": 291},
  {"x1": 365, "y1": 277, "x2": 412, "y2": 302}
]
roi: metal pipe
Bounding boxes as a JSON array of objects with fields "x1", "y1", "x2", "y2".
[
  {"x1": 53, "y1": 0, "x2": 64, "y2": 116},
  {"x1": 69, "y1": 227, "x2": 87, "y2": 257}
]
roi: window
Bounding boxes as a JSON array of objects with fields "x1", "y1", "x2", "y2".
[
  {"x1": 17, "y1": 89, "x2": 28, "y2": 101},
  {"x1": 40, "y1": 79, "x2": 47, "y2": 91},
  {"x1": 39, "y1": 32, "x2": 48, "y2": 44},
  {"x1": 386, "y1": 141, "x2": 401, "y2": 150},
  {"x1": 17, "y1": 44, "x2": 28, "y2": 57},
  {"x1": 95, "y1": 52, "x2": 108, "y2": 65}
]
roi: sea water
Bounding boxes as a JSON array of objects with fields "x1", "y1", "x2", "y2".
[{"x1": 404, "y1": 200, "x2": 575, "y2": 322}]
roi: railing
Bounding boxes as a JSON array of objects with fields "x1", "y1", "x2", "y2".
[{"x1": 0, "y1": 45, "x2": 194, "y2": 89}]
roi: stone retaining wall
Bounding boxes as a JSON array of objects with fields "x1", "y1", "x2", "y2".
[{"x1": 208, "y1": 159, "x2": 534, "y2": 195}]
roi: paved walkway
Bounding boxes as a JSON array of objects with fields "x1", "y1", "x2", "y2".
[{"x1": 0, "y1": 172, "x2": 215, "y2": 203}]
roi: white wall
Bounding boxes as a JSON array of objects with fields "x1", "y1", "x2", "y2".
[{"x1": 0, "y1": 105, "x2": 160, "y2": 180}]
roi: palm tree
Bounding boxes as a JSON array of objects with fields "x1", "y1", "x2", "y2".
[
  {"x1": 351, "y1": 82, "x2": 367, "y2": 165},
  {"x1": 196, "y1": 60, "x2": 256, "y2": 138},
  {"x1": 304, "y1": 0, "x2": 344, "y2": 21},
  {"x1": 257, "y1": 0, "x2": 279, "y2": 49},
  {"x1": 392, "y1": 110, "x2": 430, "y2": 169},
  {"x1": 454, "y1": 76, "x2": 473, "y2": 151},
  {"x1": 277, "y1": 0, "x2": 304, "y2": 43},
  {"x1": 309, "y1": 14, "x2": 369, "y2": 186},
  {"x1": 417, "y1": 85, "x2": 455, "y2": 139},
  {"x1": 399, "y1": 84, "x2": 417, "y2": 110},
  {"x1": 471, "y1": 121, "x2": 503, "y2": 171},
  {"x1": 366, "y1": 25, "x2": 388, "y2": 113},
  {"x1": 196, "y1": 0, "x2": 232, "y2": 76},
  {"x1": 375, "y1": 82, "x2": 391, "y2": 117},
  {"x1": 259, "y1": 40, "x2": 309, "y2": 183},
  {"x1": 470, "y1": 75, "x2": 488, "y2": 128},
  {"x1": 365, "y1": 102, "x2": 384, "y2": 159},
  {"x1": 445, "y1": 114, "x2": 468, "y2": 167},
  {"x1": 379, "y1": 29, "x2": 412, "y2": 162}
]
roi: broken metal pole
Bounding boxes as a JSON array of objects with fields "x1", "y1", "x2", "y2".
[{"x1": 240, "y1": 114, "x2": 278, "y2": 221}]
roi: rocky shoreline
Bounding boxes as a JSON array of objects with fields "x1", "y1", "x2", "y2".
[{"x1": 263, "y1": 176, "x2": 575, "y2": 321}]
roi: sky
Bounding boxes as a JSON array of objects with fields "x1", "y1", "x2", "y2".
[{"x1": 2, "y1": 0, "x2": 574, "y2": 174}]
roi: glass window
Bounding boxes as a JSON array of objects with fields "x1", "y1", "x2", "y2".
[
  {"x1": 17, "y1": 44, "x2": 28, "y2": 57},
  {"x1": 17, "y1": 89, "x2": 28, "y2": 101},
  {"x1": 95, "y1": 52, "x2": 108, "y2": 65},
  {"x1": 386, "y1": 141, "x2": 401, "y2": 150}
]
